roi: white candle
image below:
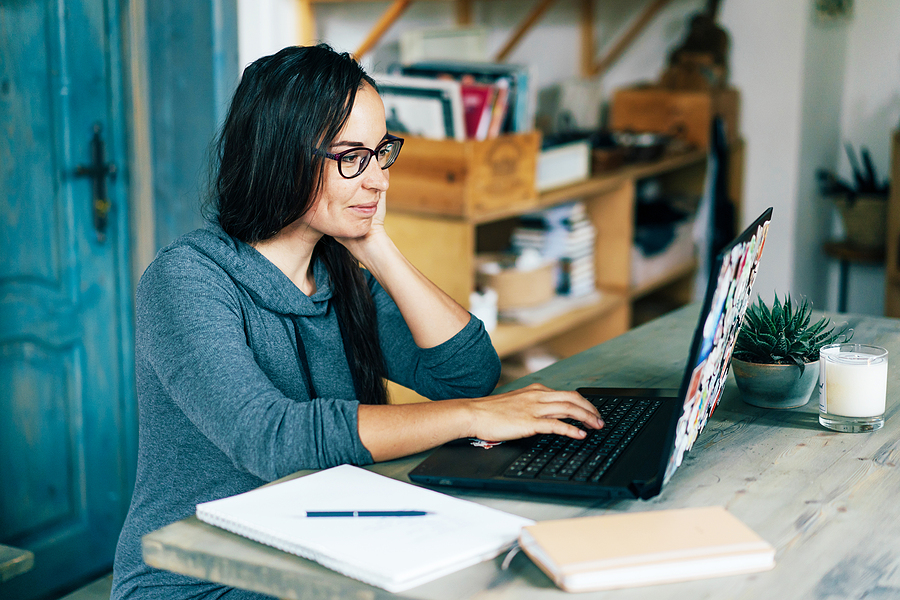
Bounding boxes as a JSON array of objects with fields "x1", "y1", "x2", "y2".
[{"x1": 822, "y1": 351, "x2": 888, "y2": 418}]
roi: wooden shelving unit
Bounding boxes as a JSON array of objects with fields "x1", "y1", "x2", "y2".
[{"x1": 384, "y1": 147, "x2": 720, "y2": 403}]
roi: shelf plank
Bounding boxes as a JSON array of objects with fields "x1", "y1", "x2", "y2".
[
  {"x1": 629, "y1": 258, "x2": 698, "y2": 300},
  {"x1": 472, "y1": 150, "x2": 706, "y2": 224},
  {"x1": 490, "y1": 293, "x2": 627, "y2": 358}
]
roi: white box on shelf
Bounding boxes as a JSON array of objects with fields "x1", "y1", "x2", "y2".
[{"x1": 536, "y1": 140, "x2": 591, "y2": 191}]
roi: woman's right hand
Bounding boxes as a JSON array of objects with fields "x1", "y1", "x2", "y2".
[
  {"x1": 463, "y1": 383, "x2": 603, "y2": 442},
  {"x1": 358, "y1": 383, "x2": 603, "y2": 463}
]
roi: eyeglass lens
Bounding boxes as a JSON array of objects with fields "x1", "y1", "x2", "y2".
[{"x1": 338, "y1": 138, "x2": 402, "y2": 178}]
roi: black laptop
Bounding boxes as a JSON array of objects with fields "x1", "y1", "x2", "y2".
[{"x1": 409, "y1": 208, "x2": 773, "y2": 500}]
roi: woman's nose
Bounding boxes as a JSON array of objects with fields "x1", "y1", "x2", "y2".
[{"x1": 361, "y1": 157, "x2": 389, "y2": 191}]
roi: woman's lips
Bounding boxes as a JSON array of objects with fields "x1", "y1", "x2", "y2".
[{"x1": 349, "y1": 203, "x2": 378, "y2": 216}]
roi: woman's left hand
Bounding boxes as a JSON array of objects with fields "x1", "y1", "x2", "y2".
[{"x1": 334, "y1": 191, "x2": 389, "y2": 266}]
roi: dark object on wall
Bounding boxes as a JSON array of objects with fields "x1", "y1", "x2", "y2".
[
  {"x1": 816, "y1": 142, "x2": 889, "y2": 249},
  {"x1": 661, "y1": 0, "x2": 730, "y2": 90}
]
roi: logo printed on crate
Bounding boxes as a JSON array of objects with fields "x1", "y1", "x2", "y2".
[{"x1": 481, "y1": 137, "x2": 528, "y2": 199}]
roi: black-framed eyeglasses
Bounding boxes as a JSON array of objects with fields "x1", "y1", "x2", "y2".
[{"x1": 319, "y1": 134, "x2": 404, "y2": 179}]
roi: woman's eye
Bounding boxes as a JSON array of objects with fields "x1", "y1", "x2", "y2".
[
  {"x1": 377, "y1": 144, "x2": 393, "y2": 159},
  {"x1": 341, "y1": 151, "x2": 365, "y2": 165}
]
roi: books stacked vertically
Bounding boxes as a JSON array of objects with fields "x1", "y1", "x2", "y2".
[
  {"x1": 376, "y1": 74, "x2": 466, "y2": 141},
  {"x1": 511, "y1": 201, "x2": 597, "y2": 299},
  {"x1": 519, "y1": 506, "x2": 776, "y2": 593},
  {"x1": 389, "y1": 60, "x2": 534, "y2": 138}
]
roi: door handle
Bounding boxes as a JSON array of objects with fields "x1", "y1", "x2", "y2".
[{"x1": 75, "y1": 123, "x2": 117, "y2": 242}]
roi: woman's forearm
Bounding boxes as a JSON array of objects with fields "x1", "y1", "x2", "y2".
[
  {"x1": 354, "y1": 235, "x2": 471, "y2": 349},
  {"x1": 357, "y1": 399, "x2": 474, "y2": 462},
  {"x1": 357, "y1": 384, "x2": 605, "y2": 463}
]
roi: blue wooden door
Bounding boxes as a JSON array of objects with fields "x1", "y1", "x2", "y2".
[{"x1": 0, "y1": 0, "x2": 136, "y2": 598}]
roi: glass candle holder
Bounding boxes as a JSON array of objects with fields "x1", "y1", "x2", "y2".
[{"x1": 818, "y1": 344, "x2": 889, "y2": 433}]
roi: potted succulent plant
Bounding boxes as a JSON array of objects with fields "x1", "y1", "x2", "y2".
[{"x1": 731, "y1": 294, "x2": 852, "y2": 408}]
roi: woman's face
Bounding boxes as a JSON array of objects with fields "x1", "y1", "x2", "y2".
[{"x1": 301, "y1": 83, "x2": 389, "y2": 240}]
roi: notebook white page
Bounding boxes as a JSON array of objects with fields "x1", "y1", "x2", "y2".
[{"x1": 196, "y1": 464, "x2": 533, "y2": 593}]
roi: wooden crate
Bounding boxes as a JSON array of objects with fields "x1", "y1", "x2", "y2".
[
  {"x1": 386, "y1": 132, "x2": 541, "y2": 217},
  {"x1": 610, "y1": 86, "x2": 740, "y2": 150}
]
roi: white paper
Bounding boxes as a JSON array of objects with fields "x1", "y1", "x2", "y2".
[{"x1": 196, "y1": 465, "x2": 532, "y2": 592}]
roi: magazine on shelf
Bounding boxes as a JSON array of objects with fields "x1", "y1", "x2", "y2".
[
  {"x1": 374, "y1": 74, "x2": 466, "y2": 141},
  {"x1": 460, "y1": 80, "x2": 496, "y2": 139},
  {"x1": 392, "y1": 60, "x2": 534, "y2": 134}
]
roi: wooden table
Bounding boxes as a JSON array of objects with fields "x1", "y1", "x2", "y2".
[
  {"x1": 143, "y1": 304, "x2": 900, "y2": 599},
  {"x1": 0, "y1": 544, "x2": 34, "y2": 583}
]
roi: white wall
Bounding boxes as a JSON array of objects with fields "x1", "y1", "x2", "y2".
[
  {"x1": 236, "y1": 0, "x2": 900, "y2": 316},
  {"x1": 835, "y1": 0, "x2": 900, "y2": 315}
]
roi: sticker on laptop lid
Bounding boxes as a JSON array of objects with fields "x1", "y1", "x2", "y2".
[{"x1": 469, "y1": 439, "x2": 504, "y2": 449}]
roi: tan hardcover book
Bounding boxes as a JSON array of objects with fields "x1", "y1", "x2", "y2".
[{"x1": 518, "y1": 506, "x2": 775, "y2": 592}]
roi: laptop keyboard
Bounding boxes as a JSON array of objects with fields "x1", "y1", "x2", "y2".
[{"x1": 503, "y1": 396, "x2": 663, "y2": 483}]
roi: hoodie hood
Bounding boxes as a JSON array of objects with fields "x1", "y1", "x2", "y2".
[{"x1": 164, "y1": 224, "x2": 332, "y2": 317}]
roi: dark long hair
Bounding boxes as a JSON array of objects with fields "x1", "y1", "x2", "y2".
[{"x1": 212, "y1": 44, "x2": 388, "y2": 405}]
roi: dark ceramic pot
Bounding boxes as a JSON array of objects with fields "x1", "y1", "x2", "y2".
[{"x1": 731, "y1": 358, "x2": 819, "y2": 409}]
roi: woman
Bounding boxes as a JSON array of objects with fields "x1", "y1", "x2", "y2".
[{"x1": 112, "y1": 44, "x2": 602, "y2": 599}]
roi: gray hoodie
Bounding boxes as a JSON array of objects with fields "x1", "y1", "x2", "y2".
[{"x1": 111, "y1": 225, "x2": 500, "y2": 599}]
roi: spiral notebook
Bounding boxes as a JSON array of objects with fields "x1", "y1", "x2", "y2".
[{"x1": 195, "y1": 465, "x2": 532, "y2": 592}]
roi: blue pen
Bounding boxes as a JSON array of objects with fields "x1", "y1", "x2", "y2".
[{"x1": 303, "y1": 510, "x2": 430, "y2": 517}]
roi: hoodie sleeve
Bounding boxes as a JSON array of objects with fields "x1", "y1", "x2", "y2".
[
  {"x1": 136, "y1": 248, "x2": 373, "y2": 481},
  {"x1": 365, "y1": 271, "x2": 501, "y2": 400}
]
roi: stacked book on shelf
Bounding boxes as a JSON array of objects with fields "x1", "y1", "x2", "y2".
[
  {"x1": 511, "y1": 201, "x2": 597, "y2": 298},
  {"x1": 499, "y1": 201, "x2": 600, "y2": 326},
  {"x1": 376, "y1": 60, "x2": 534, "y2": 141}
]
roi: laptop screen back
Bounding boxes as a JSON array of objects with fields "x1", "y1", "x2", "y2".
[{"x1": 661, "y1": 208, "x2": 772, "y2": 485}]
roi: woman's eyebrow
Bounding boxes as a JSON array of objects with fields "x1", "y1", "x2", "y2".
[
  {"x1": 331, "y1": 133, "x2": 389, "y2": 148},
  {"x1": 331, "y1": 140, "x2": 365, "y2": 148}
]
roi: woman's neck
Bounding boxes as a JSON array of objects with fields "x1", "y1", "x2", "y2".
[{"x1": 252, "y1": 223, "x2": 321, "y2": 296}]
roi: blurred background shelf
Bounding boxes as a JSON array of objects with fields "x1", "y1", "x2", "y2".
[{"x1": 384, "y1": 141, "x2": 740, "y2": 403}]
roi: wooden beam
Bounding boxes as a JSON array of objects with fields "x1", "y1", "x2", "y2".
[
  {"x1": 297, "y1": 0, "x2": 316, "y2": 46},
  {"x1": 456, "y1": 0, "x2": 473, "y2": 25},
  {"x1": 354, "y1": 0, "x2": 414, "y2": 59},
  {"x1": 590, "y1": 0, "x2": 673, "y2": 77},
  {"x1": 493, "y1": 0, "x2": 558, "y2": 63},
  {"x1": 579, "y1": 0, "x2": 594, "y2": 78}
]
